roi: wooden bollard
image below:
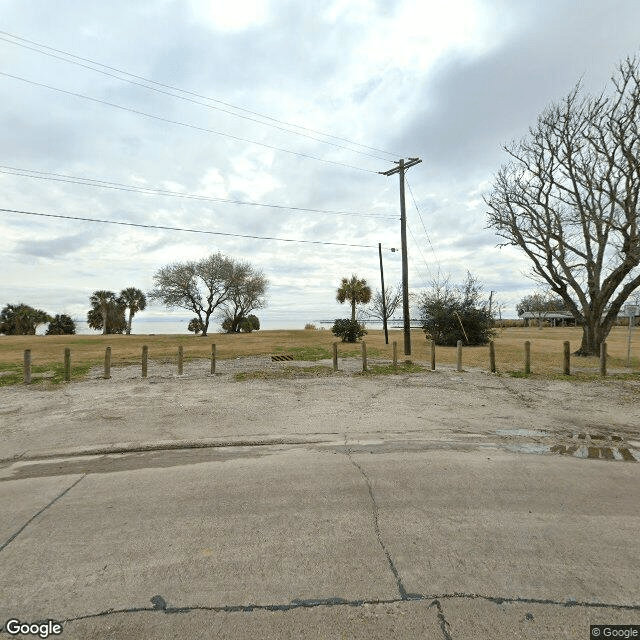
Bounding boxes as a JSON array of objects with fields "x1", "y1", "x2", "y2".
[
  {"x1": 489, "y1": 341, "x2": 496, "y2": 373},
  {"x1": 64, "y1": 348, "x2": 71, "y2": 382},
  {"x1": 211, "y1": 344, "x2": 216, "y2": 375},
  {"x1": 430, "y1": 340, "x2": 436, "y2": 371},
  {"x1": 456, "y1": 340, "x2": 463, "y2": 372},
  {"x1": 563, "y1": 341, "x2": 570, "y2": 375},
  {"x1": 104, "y1": 346, "x2": 111, "y2": 379},
  {"x1": 178, "y1": 345, "x2": 184, "y2": 375},
  {"x1": 142, "y1": 345, "x2": 148, "y2": 378},
  {"x1": 524, "y1": 341, "x2": 531, "y2": 375},
  {"x1": 332, "y1": 342, "x2": 338, "y2": 371},
  {"x1": 362, "y1": 341, "x2": 367, "y2": 372},
  {"x1": 600, "y1": 342, "x2": 607, "y2": 377},
  {"x1": 393, "y1": 341, "x2": 398, "y2": 368},
  {"x1": 23, "y1": 349, "x2": 31, "y2": 384}
]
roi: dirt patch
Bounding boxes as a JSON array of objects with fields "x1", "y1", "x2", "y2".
[{"x1": 1, "y1": 357, "x2": 638, "y2": 464}]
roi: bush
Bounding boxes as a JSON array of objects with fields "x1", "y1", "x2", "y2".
[
  {"x1": 45, "y1": 314, "x2": 76, "y2": 335},
  {"x1": 188, "y1": 318, "x2": 205, "y2": 334},
  {"x1": 304, "y1": 323, "x2": 317, "y2": 330},
  {"x1": 240, "y1": 315, "x2": 260, "y2": 332},
  {"x1": 331, "y1": 318, "x2": 367, "y2": 343},
  {"x1": 420, "y1": 273, "x2": 496, "y2": 346}
]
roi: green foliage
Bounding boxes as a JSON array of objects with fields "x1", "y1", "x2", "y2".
[
  {"x1": 420, "y1": 273, "x2": 496, "y2": 346},
  {"x1": 188, "y1": 318, "x2": 205, "y2": 334},
  {"x1": 331, "y1": 318, "x2": 367, "y2": 343},
  {"x1": 0, "y1": 303, "x2": 51, "y2": 335},
  {"x1": 336, "y1": 275, "x2": 372, "y2": 321},
  {"x1": 119, "y1": 287, "x2": 147, "y2": 334},
  {"x1": 87, "y1": 291, "x2": 127, "y2": 334},
  {"x1": 223, "y1": 314, "x2": 260, "y2": 333},
  {"x1": 46, "y1": 314, "x2": 76, "y2": 335},
  {"x1": 241, "y1": 315, "x2": 260, "y2": 332}
]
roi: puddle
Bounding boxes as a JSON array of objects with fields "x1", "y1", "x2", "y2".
[
  {"x1": 495, "y1": 429, "x2": 549, "y2": 438},
  {"x1": 495, "y1": 430, "x2": 638, "y2": 462}
]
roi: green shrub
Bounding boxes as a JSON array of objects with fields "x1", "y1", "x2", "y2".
[
  {"x1": 420, "y1": 273, "x2": 496, "y2": 346},
  {"x1": 331, "y1": 318, "x2": 367, "y2": 343},
  {"x1": 45, "y1": 314, "x2": 76, "y2": 335},
  {"x1": 188, "y1": 318, "x2": 205, "y2": 334}
]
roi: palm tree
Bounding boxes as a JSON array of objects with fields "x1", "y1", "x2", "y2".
[
  {"x1": 89, "y1": 291, "x2": 117, "y2": 335},
  {"x1": 336, "y1": 275, "x2": 372, "y2": 321},
  {"x1": 120, "y1": 287, "x2": 147, "y2": 335}
]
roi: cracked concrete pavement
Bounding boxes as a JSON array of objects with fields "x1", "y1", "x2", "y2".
[{"x1": 1, "y1": 359, "x2": 639, "y2": 638}]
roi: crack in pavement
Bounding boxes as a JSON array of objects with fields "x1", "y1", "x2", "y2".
[
  {"x1": 343, "y1": 434, "x2": 420, "y2": 602},
  {"x1": 430, "y1": 599, "x2": 453, "y2": 640},
  {"x1": 0, "y1": 474, "x2": 86, "y2": 553},
  {"x1": 2, "y1": 591, "x2": 636, "y2": 633}
]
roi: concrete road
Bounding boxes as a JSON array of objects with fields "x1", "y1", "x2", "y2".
[
  {"x1": 1, "y1": 439, "x2": 639, "y2": 639},
  {"x1": 1, "y1": 367, "x2": 640, "y2": 638}
]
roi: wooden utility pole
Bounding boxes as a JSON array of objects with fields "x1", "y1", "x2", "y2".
[
  {"x1": 380, "y1": 157, "x2": 422, "y2": 356},
  {"x1": 378, "y1": 243, "x2": 389, "y2": 344}
]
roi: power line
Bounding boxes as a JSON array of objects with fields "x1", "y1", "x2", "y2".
[
  {"x1": 406, "y1": 222, "x2": 433, "y2": 286},
  {"x1": 0, "y1": 30, "x2": 401, "y2": 160},
  {"x1": 0, "y1": 207, "x2": 378, "y2": 249},
  {"x1": 406, "y1": 177, "x2": 442, "y2": 274},
  {"x1": 0, "y1": 72, "x2": 378, "y2": 174},
  {"x1": 0, "y1": 165, "x2": 397, "y2": 220}
]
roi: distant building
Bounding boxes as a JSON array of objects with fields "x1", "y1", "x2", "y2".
[{"x1": 520, "y1": 311, "x2": 577, "y2": 327}]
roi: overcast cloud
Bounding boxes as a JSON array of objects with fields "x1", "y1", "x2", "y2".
[{"x1": 2, "y1": 0, "x2": 640, "y2": 331}]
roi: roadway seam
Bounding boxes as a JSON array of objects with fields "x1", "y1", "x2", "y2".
[
  {"x1": 343, "y1": 435, "x2": 413, "y2": 601},
  {"x1": 0, "y1": 474, "x2": 86, "y2": 553},
  {"x1": 0, "y1": 592, "x2": 632, "y2": 631},
  {"x1": 2, "y1": 592, "x2": 639, "y2": 634}
]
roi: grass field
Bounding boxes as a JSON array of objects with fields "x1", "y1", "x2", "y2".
[{"x1": 1, "y1": 326, "x2": 639, "y2": 385}]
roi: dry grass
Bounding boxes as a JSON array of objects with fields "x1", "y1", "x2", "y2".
[{"x1": 1, "y1": 326, "x2": 639, "y2": 382}]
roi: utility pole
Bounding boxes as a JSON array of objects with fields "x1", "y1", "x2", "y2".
[
  {"x1": 380, "y1": 157, "x2": 422, "y2": 357},
  {"x1": 378, "y1": 243, "x2": 389, "y2": 344}
]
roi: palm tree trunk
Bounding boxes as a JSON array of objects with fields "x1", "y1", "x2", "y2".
[{"x1": 351, "y1": 298, "x2": 356, "y2": 321}]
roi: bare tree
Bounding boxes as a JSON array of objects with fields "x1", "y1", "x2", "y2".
[
  {"x1": 148, "y1": 253, "x2": 236, "y2": 337},
  {"x1": 220, "y1": 262, "x2": 268, "y2": 333},
  {"x1": 486, "y1": 58, "x2": 640, "y2": 355},
  {"x1": 364, "y1": 283, "x2": 402, "y2": 323}
]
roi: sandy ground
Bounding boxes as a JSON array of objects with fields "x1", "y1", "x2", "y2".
[{"x1": 1, "y1": 356, "x2": 639, "y2": 463}]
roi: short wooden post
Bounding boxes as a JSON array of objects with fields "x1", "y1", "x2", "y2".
[
  {"x1": 64, "y1": 348, "x2": 71, "y2": 382},
  {"x1": 332, "y1": 342, "x2": 338, "y2": 371},
  {"x1": 392, "y1": 341, "x2": 398, "y2": 368},
  {"x1": 23, "y1": 349, "x2": 31, "y2": 384},
  {"x1": 430, "y1": 340, "x2": 436, "y2": 371},
  {"x1": 563, "y1": 341, "x2": 570, "y2": 376},
  {"x1": 178, "y1": 345, "x2": 184, "y2": 375},
  {"x1": 600, "y1": 342, "x2": 607, "y2": 377},
  {"x1": 103, "y1": 346, "x2": 111, "y2": 379},
  {"x1": 456, "y1": 340, "x2": 463, "y2": 372},
  {"x1": 211, "y1": 344, "x2": 216, "y2": 375},
  {"x1": 361, "y1": 341, "x2": 367, "y2": 372},
  {"x1": 524, "y1": 341, "x2": 531, "y2": 375},
  {"x1": 142, "y1": 345, "x2": 148, "y2": 378},
  {"x1": 489, "y1": 341, "x2": 496, "y2": 373}
]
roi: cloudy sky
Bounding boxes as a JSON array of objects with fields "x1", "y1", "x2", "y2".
[{"x1": 2, "y1": 0, "x2": 640, "y2": 331}]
